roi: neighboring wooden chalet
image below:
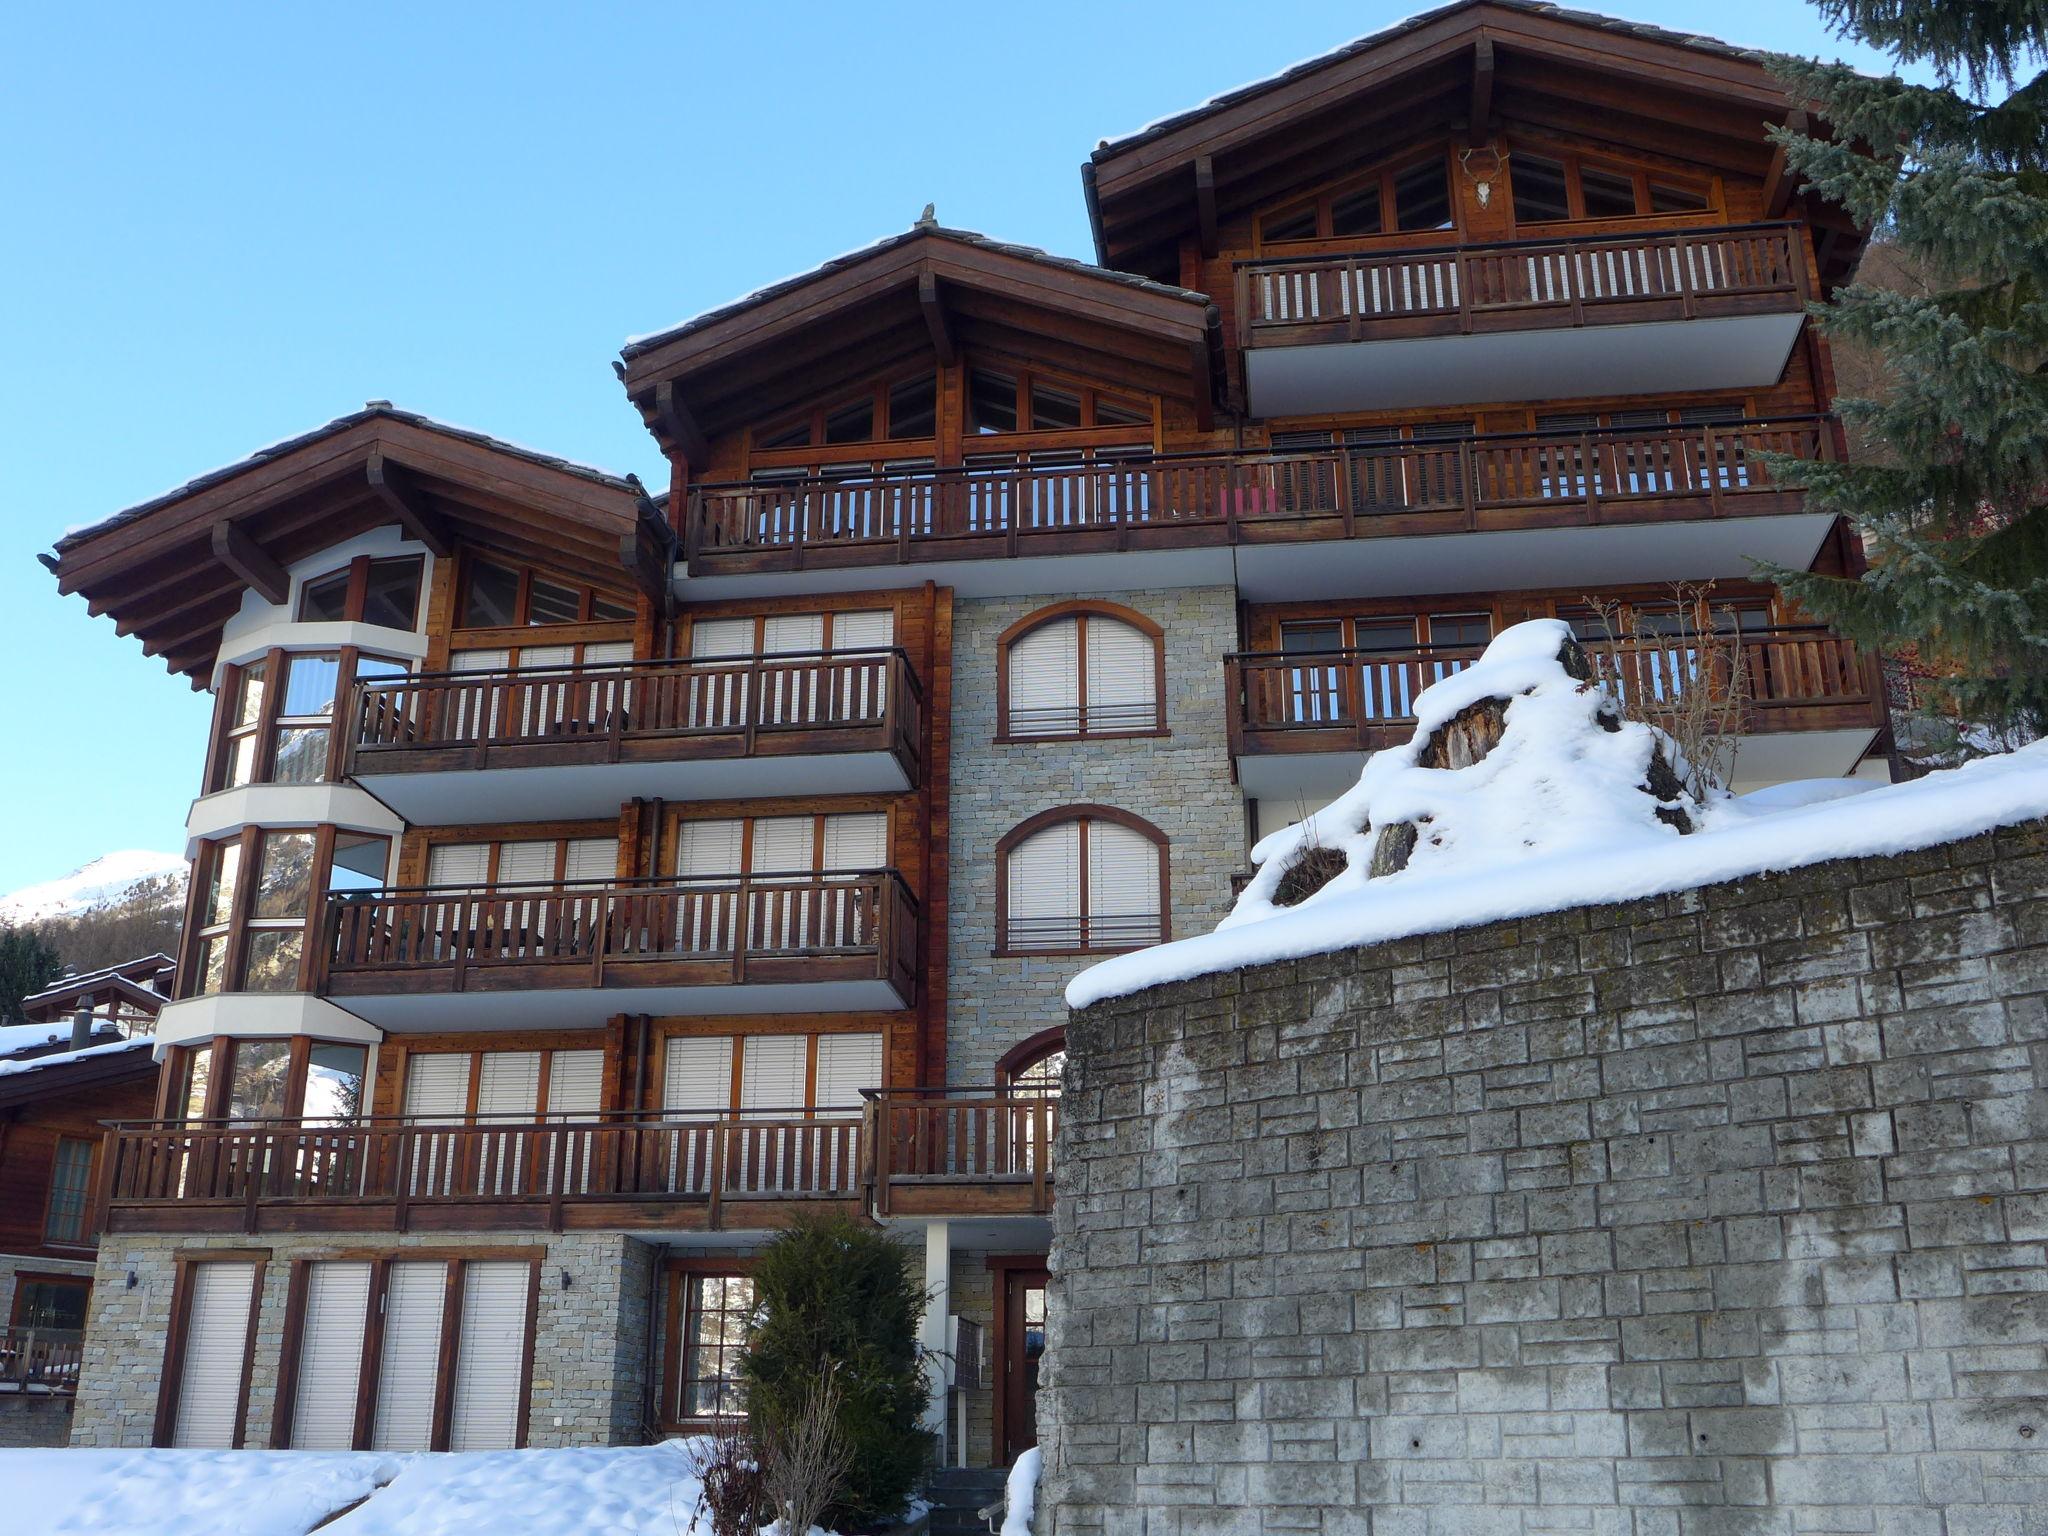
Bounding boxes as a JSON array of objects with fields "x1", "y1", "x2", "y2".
[{"x1": 19, "y1": 955, "x2": 176, "y2": 1038}]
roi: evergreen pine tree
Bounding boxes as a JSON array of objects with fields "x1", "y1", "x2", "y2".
[
  {"x1": 740, "y1": 1211, "x2": 934, "y2": 1528},
  {"x1": 0, "y1": 925, "x2": 65, "y2": 1023},
  {"x1": 1762, "y1": 0, "x2": 2048, "y2": 755}
]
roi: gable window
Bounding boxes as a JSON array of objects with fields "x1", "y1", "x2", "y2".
[
  {"x1": 998, "y1": 602, "x2": 1165, "y2": 740},
  {"x1": 998, "y1": 807, "x2": 1167, "y2": 955},
  {"x1": 43, "y1": 1137, "x2": 95, "y2": 1245},
  {"x1": 754, "y1": 372, "x2": 940, "y2": 455},
  {"x1": 1259, "y1": 152, "x2": 1456, "y2": 245},
  {"x1": 1509, "y1": 148, "x2": 1716, "y2": 226},
  {"x1": 295, "y1": 556, "x2": 424, "y2": 629},
  {"x1": 457, "y1": 556, "x2": 635, "y2": 629},
  {"x1": 966, "y1": 368, "x2": 1150, "y2": 437}
]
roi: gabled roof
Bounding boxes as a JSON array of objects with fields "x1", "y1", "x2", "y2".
[
  {"x1": 618, "y1": 224, "x2": 1223, "y2": 459},
  {"x1": 1084, "y1": 0, "x2": 1864, "y2": 281},
  {"x1": 46, "y1": 406, "x2": 671, "y2": 687},
  {"x1": 20, "y1": 967, "x2": 173, "y2": 1024}
]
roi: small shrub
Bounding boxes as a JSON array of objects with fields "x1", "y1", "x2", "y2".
[
  {"x1": 741, "y1": 1212, "x2": 935, "y2": 1529},
  {"x1": 761, "y1": 1369, "x2": 854, "y2": 1536},
  {"x1": 688, "y1": 1420, "x2": 766, "y2": 1536}
]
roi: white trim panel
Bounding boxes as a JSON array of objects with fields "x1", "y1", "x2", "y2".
[{"x1": 154, "y1": 993, "x2": 385, "y2": 1053}]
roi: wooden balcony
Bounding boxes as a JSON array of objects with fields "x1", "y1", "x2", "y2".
[
  {"x1": 1226, "y1": 626, "x2": 1885, "y2": 798},
  {"x1": 0, "y1": 1327, "x2": 82, "y2": 1395},
  {"x1": 686, "y1": 417, "x2": 1835, "y2": 582},
  {"x1": 97, "y1": 1111, "x2": 868, "y2": 1236},
  {"x1": 346, "y1": 649, "x2": 922, "y2": 822},
  {"x1": 1235, "y1": 223, "x2": 1813, "y2": 414},
  {"x1": 868, "y1": 1089, "x2": 1058, "y2": 1219},
  {"x1": 319, "y1": 871, "x2": 919, "y2": 1028}
]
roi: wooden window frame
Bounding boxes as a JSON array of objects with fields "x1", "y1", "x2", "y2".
[
  {"x1": 167, "y1": 1034, "x2": 373, "y2": 1125},
  {"x1": 152, "y1": 1249, "x2": 270, "y2": 1449},
  {"x1": 658, "y1": 1258, "x2": 758, "y2": 1434},
  {"x1": 7, "y1": 1272, "x2": 92, "y2": 1330},
  {"x1": 646, "y1": 1024, "x2": 886, "y2": 1120},
  {"x1": 393, "y1": 1040, "x2": 614, "y2": 1126},
  {"x1": 415, "y1": 827, "x2": 627, "y2": 891},
  {"x1": 183, "y1": 825, "x2": 355, "y2": 999},
  {"x1": 269, "y1": 1248, "x2": 542, "y2": 1451},
  {"x1": 205, "y1": 645, "x2": 412, "y2": 795},
  {"x1": 995, "y1": 1026, "x2": 1066, "y2": 1092},
  {"x1": 1504, "y1": 137, "x2": 1722, "y2": 233},
  {"x1": 453, "y1": 551, "x2": 637, "y2": 633},
  {"x1": 664, "y1": 805, "x2": 895, "y2": 880},
  {"x1": 39, "y1": 1137, "x2": 98, "y2": 1249},
  {"x1": 749, "y1": 369, "x2": 941, "y2": 461},
  {"x1": 1255, "y1": 144, "x2": 1462, "y2": 252},
  {"x1": 995, "y1": 600, "x2": 1168, "y2": 743},
  {"x1": 676, "y1": 607, "x2": 895, "y2": 660},
  {"x1": 985, "y1": 1253, "x2": 1051, "y2": 1467},
  {"x1": 994, "y1": 804, "x2": 1170, "y2": 958},
  {"x1": 294, "y1": 554, "x2": 426, "y2": 629}
]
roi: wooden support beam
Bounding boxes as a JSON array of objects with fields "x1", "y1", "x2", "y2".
[
  {"x1": 364, "y1": 448, "x2": 452, "y2": 557},
  {"x1": 1194, "y1": 156, "x2": 1218, "y2": 258},
  {"x1": 1763, "y1": 109, "x2": 1808, "y2": 218},
  {"x1": 1468, "y1": 38, "x2": 1495, "y2": 133},
  {"x1": 208, "y1": 520, "x2": 288, "y2": 606},
  {"x1": 654, "y1": 381, "x2": 710, "y2": 469},
  {"x1": 1188, "y1": 337, "x2": 1215, "y2": 433},
  {"x1": 917, "y1": 270, "x2": 957, "y2": 366}
]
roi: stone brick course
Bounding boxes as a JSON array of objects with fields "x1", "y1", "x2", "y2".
[
  {"x1": 947, "y1": 586, "x2": 1242, "y2": 1087},
  {"x1": 1042, "y1": 819, "x2": 2048, "y2": 1536}
]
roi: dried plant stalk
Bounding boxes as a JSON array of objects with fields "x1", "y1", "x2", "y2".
[
  {"x1": 1580, "y1": 584, "x2": 1751, "y2": 799},
  {"x1": 761, "y1": 1369, "x2": 854, "y2": 1536}
]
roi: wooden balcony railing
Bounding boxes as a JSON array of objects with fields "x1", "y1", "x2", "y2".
[
  {"x1": 686, "y1": 417, "x2": 1833, "y2": 574},
  {"x1": 1226, "y1": 626, "x2": 1883, "y2": 756},
  {"x1": 0, "y1": 1327, "x2": 83, "y2": 1394},
  {"x1": 321, "y1": 871, "x2": 919, "y2": 1002},
  {"x1": 1238, "y1": 221, "x2": 1809, "y2": 347},
  {"x1": 99, "y1": 1110, "x2": 869, "y2": 1234},
  {"x1": 867, "y1": 1088, "x2": 1058, "y2": 1218},
  {"x1": 348, "y1": 648, "x2": 921, "y2": 781}
]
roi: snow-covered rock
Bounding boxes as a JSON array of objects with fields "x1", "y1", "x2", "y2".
[
  {"x1": 1069, "y1": 621, "x2": 2048, "y2": 1009},
  {"x1": 0, "y1": 850, "x2": 186, "y2": 924}
]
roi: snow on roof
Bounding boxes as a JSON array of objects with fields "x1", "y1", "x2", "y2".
[
  {"x1": 0, "y1": 1021, "x2": 77, "y2": 1057},
  {"x1": 11, "y1": 1439, "x2": 773, "y2": 1536},
  {"x1": 1068, "y1": 621, "x2": 2048, "y2": 1009},
  {"x1": 0, "y1": 1033, "x2": 154, "y2": 1078}
]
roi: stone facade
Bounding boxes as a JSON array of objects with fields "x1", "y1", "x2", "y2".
[
  {"x1": 71, "y1": 1230, "x2": 655, "y2": 1448},
  {"x1": 1043, "y1": 819, "x2": 2048, "y2": 1536},
  {"x1": 0, "y1": 1251, "x2": 94, "y2": 1446},
  {"x1": 946, "y1": 585, "x2": 1244, "y2": 1087}
]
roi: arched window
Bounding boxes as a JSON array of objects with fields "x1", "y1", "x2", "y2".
[
  {"x1": 996, "y1": 806, "x2": 1167, "y2": 955},
  {"x1": 998, "y1": 601, "x2": 1165, "y2": 740},
  {"x1": 998, "y1": 1028, "x2": 1066, "y2": 1098}
]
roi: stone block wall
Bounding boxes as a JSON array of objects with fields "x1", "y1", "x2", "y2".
[
  {"x1": 71, "y1": 1230, "x2": 654, "y2": 1448},
  {"x1": 1043, "y1": 820, "x2": 2048, "y2": 1536},
  {"x1": 946, "y1": 586, "x2": 1243, "y2": 1087}
]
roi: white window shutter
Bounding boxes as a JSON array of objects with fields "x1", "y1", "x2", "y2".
[
  {"x1": 1088, "y1": 821, "x2": 1162, "y2": 948},
  {"x1": 453, "y1": 648, "x2": 512, "y2": 672},
  {"x1": 547, "y1": 1050, "x2": 604, "y2": 1117},
  {"x1": 762, "y1": 614, "x2": 825, "y2": 653},
  {"x1": 822, "y1": 813, "x2": 887, "y2": 871},
  {"x1": 1006, "y1": 821, "x2": 1082, "y2": 949},
  {"x1": 831, "y1": 611, "x2": 894, "y2": 649},
  {"x1": 427, "y1": 843, "x2": 490, "y2": 886},
  {"x1": 516, "y1": 644, "x2": 576, "y2": 670},
  {"x1": 676, "y1": 821, "x2": 745, "y2": 953},
  {"x1": 563, "y1": 838, "x2": 618, "y2": 884},
  {"x1": 815, "y1": 1034, "x2": 883, "y2": 1109},
  {"x1": 371, "y1": 1261, "x2": 447, "y2": 1451},
  {"x1": 448, "y1": 1261, "x2": 530, "y2": 1452},
  {"x1": 582, "y1": 641, "x2": 634, "y2": 664},
  {"x1": 676, "y1": 820, "x2": 744, "y2": 877},
  {"x1": 495, "y1": 841, "x2": 556, "y2": 885},
  {"x1": 1009, "y1": 620, "x2": 1081, "y2": 736},
  {"x1": 475, "y1": 1052, "x2": 542, "y2": 1119},
  {"x1": 290, "y1": 1261, "x2": 371, "y2": 1449},
  {"x1": 740, "y1": 1035, "x2": 808, "y2": 1115},
  {"x1": 664, "y1": 1036, "x2": 735, "y2": 1114},
  {"x1": 750, "y1": 816, "x2": 814, "y2": 876},
  {"x1": 403, "y1": 1055, "x2": 470, "y2": 1122},
  {"x1": 761, "y1": 615, "x2": 826, "y2": 724},
  {"x1": 171, "y1": 1261, "x2": 257, "y2": 1448},
  {"x1": 1085, "y1": 617, "x2": 1157, "y2": 731},
  {"x1": 450, "y1": 649, "x2": 511, "y2": 739},
  {"x1": 690, "y1": 618, "x2": 755, "y2": 657}
]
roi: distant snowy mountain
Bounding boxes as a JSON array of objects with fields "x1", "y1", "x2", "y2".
[{"x1": 0, "y1": 851, "x2": 189, "y2": 925}]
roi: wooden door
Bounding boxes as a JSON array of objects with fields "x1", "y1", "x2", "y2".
[{"x1": 1000, "y1": 1266, "x2": 1050, "y2": 1462}]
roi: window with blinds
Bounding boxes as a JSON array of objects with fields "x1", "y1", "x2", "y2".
[
  {"x1": 659, "y1": 1032, "x2": 878, "y2": 1195},
  {"x1": 1002, "y1": 813, "x2": 1164, "y2": 953},
  {"x1": 371, "y1": 1261, "x2": 446, "y2": 1451},
  {"x1": 1002, "y1": 607, "x2": 1161, "y2": 738},
  {"x1": 290, "y1": 1261, "x2": 371, "y2": 1449},
  {"x1": 169, "y1": 1261, "x2": 259, "y2": 1448},
  {"x1": 448, "y1": 1261, "x2": 530, "y2": 1451}
]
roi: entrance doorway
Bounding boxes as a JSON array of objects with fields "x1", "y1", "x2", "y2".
[{"x1": 990, "y1": 1259, "x2": 1049, "y2": 1464}]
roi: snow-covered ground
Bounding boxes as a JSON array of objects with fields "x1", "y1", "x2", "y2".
[
  {"x1": 8, "y1": 1442, "x2": 720, "y2": 1536},
  {"x1": 4, "y1": 1440, "x2": 974, "y2": 1536},
  {"x1": 1070, "y1": 620, "x2": 2048, "y2": 1009},
  {"x1": 0, "y1": 849, "x2": 186, "y2": 923}
]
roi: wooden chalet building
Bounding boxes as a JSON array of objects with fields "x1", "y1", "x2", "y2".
[{"x1": 41, "y1": 0, "x2": 1885, "y2": 1471}]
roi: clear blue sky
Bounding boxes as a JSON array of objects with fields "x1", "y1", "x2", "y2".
[{"x1": 0, "y1": 1, "x2": 1918, "y2": 892}]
